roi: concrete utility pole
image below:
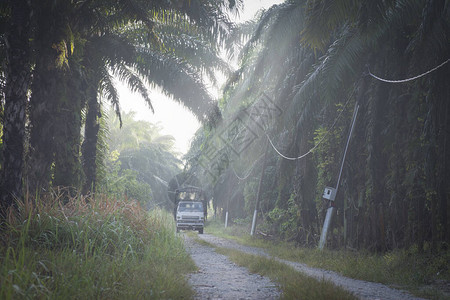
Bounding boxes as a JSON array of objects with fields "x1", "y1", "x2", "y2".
[
  {"x1": 318, "y1": 102, "x2": 360, "y2": 249},
  {"x1": 251, "y1": 139, "x2": 269, "y2": 236},
  {"x1": 225, "y1": 196, "x2": 229, "y2": 228}
]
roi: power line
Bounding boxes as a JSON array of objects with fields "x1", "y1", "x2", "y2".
[
  {"x1": 267, "y1": 58, "x2": 450, "y2": 161},
  {"x1": 266, "y1": 86, "x2": 356, "y2": 161},
  {"x1": 231, "y1": 153, "x2": 265, "y2": 180},
  {"x1": 368, "y1": 58, "x2": 450, "y2": 83},
  {"x1": 266, "y1": 132, "x2": 313, "y2": 160}
]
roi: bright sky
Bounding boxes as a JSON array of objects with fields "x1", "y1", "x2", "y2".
[{"x1": 118, "y1": 0, "x2": 284, "y2": 155}]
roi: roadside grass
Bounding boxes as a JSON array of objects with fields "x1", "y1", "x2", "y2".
[
  {"x1": 206, "y1": 219, "x2": 450, "y2": 299},
  {"x1": 0, "y1": 192, "x2": 196, "y2": 299},
  {"x1": 193, "y1": 235, "x2": 356, "y2": 300}
]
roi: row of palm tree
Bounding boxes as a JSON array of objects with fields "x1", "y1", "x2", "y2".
[
  {"x1": 185, "y1": 0, "x2": 450, "y2": 251},
  {"x1": 0, "y1": 0, "x2": 241, "y2": 216}
]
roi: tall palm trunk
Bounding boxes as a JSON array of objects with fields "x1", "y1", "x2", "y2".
[
  {"x1": 27, "y1": 57, "x2": 61, "y2": 194},
  {"x1": 52, "y1": 71, "x2": 85, "y2": 192},
  {"x1": 82, "y1": 81, "x2": 101, "y2": 194},
  {"x1": 26, "y1": 1, "x2": 72, "y2": 194},
  {"x1": 0, "y1": 0, "x2": 31, "y2": 214}
]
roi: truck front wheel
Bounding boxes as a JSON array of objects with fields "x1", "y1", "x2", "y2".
[{"x1": 198, "y1": 228, "x2": 203, "y2": 234}]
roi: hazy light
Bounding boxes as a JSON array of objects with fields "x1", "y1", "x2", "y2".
[{"x1": 117, "y1": 0, "x2": 285, "y2": 155}]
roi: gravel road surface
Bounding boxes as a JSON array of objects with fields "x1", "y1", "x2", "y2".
[
  {"x1": 187, "y1": 233, "x2": 426, "y2": 300},
  {"x1": 184, "y1": 234, "x2": 281, "y2": 299}
]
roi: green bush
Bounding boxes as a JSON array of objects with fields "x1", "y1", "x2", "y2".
[{"x1": 0, "y1": 192, "x2": 196, "y2": 299}]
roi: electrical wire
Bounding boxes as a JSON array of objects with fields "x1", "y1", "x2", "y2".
[
  {"x1": 266, "y1": 85, "x2": 356, "y2": 161},
  {"x1": 267, "y1": 58, "x2": 450, "y2": 160},
  {"x1": 266, "y1": 132, "x2": 313, "y2": 160},
  {"x1": 368, "y1": 58, "x2": 450, "y2": 83},
  {"x1": 231, "y1": 153, "x2": 265, "y2": 180}
]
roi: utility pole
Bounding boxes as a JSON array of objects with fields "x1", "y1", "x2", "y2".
[
  {"x1": 251, "y1": 139, "x2": 269, "y2": 236},
  {"x1": 318, "y1": 102, "x2": 360, "y2": 249},
  {"x1": 225, "y1": 196, "x2": 229, "y2": 228}
]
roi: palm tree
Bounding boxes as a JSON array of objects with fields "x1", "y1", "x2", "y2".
[
  {"x1": 22, "y1": 0, "x2": 239, "y2": 195},
  {"x1": 103, "y1": 109, "x2": 181, "y2": 208},
  {"x1": 26, "y1": 0, "x2": 81, "y2": 194},
  {"x1": 0, "y1": 0, "x2": 242, "y2": 211},
  {"x1": 0, "y1": 0, "x2": 31, "y2": 213},
  {"x1": 80, "y1": 1, "x2": 238, "y2": 194},
  {"x1": 297, "y1": 0, "x2": 450, "y2": 250},
  {"x1": 188, "y1": 0, "x2": 450, "y2": 250}
]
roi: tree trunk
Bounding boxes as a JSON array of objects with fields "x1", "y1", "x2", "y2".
[
  {"x1": 364, "y1": 80, "x2": 388, "y2": 251},
  {"x1": 0, "y1": 0, "x2": 31, "y2": 215},
  {"x1": 26, "y1": 2, "x2": 71, "y2": 194},
  {"x1": 52, "y1": 71, "x2": 85, "y2": 193},
  {"x1": 27, "y1": 58, "x2": 61, "y2": 194},
  {"x1": 82, "y1": 84, "x2": 101, "y2": 194}
]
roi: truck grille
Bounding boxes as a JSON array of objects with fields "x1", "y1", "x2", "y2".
[{"x1": 182, "y1": 216, "x2": 199, "y2": 220}]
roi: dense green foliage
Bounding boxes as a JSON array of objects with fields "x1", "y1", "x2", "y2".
[
  {"x1": 0, "y1": 0, "x2": 239, "y2": 211},
  {"x1": 101, "y1": 109, "x2": 181, "y2": 209},
  {"x1": 185, "y1": 0, "x2": 450, "y2": 252},
  {"x1": 0, "y1": 193, "x2": 196, "y2": 299}
]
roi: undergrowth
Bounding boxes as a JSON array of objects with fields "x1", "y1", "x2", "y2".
[
  {"x1": 0, "y1": 191, "x2": 196, "y2": 299},
  {"x1": 206, "y1": 219, "x2": 450, "y2": 299}
]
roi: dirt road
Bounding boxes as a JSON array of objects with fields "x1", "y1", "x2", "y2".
[
  {"x1": 184, "y1": 233, "x2": 426, "y2": 300},
  {"x1": 184, "y1": 234, "x2": 280, "y2": 299}
]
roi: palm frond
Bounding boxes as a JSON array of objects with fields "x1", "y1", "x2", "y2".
[
  {"x1": 404, "y1": 0, "x2": 449, "y2": 70},
  {"x1": 175, "y1": 0, "x2": 235, "y2": 44},
  {"x1": 223, "y1": 2, "x2": 306, "y2": 111},
  {"x1": 133, "y1": 47, "x2": 220, "y2": 124},
  {"x1": 99, "y1": 68, "x2": 121, "y2": 127},
  {"x1": 223, "y1": 19, "x2": 257, "y2": 60},
  {"x1": 238, "y1": 2, "x2": 288, "y2": 63},
  {"x1": 301, "y1": 0, "x2": 359, "y2": 50},
  {"x1": 112, "y1": 63, "x2": 154, "y2": 113},
  {"x1": 153, "y1": 23, "x2": 231, "y2": 79}
]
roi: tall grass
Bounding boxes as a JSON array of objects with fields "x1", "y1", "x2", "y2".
[{"x1": 0, "y1": 191, "x2": 196, "y2": 299}]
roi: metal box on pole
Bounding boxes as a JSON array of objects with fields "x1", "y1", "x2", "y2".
[{"x1": 323, "y1": 187, "x2": 337, "y2": 201}]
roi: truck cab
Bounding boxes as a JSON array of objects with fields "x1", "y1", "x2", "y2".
[
  {"x1": 174, "y1": 187, "x2": 206, "y2": 234},
  {"x1": 176, "y1": 201, "x2": 204, "y2": 234}
]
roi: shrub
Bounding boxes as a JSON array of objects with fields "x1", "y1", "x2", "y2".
[{"x1": 0, "y1": 190, "x2": 195, "y2": 299}]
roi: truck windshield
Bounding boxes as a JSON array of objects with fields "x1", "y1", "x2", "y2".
[{"x1": 178, "y1": 202, "x2": 203, "y2": 212}]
